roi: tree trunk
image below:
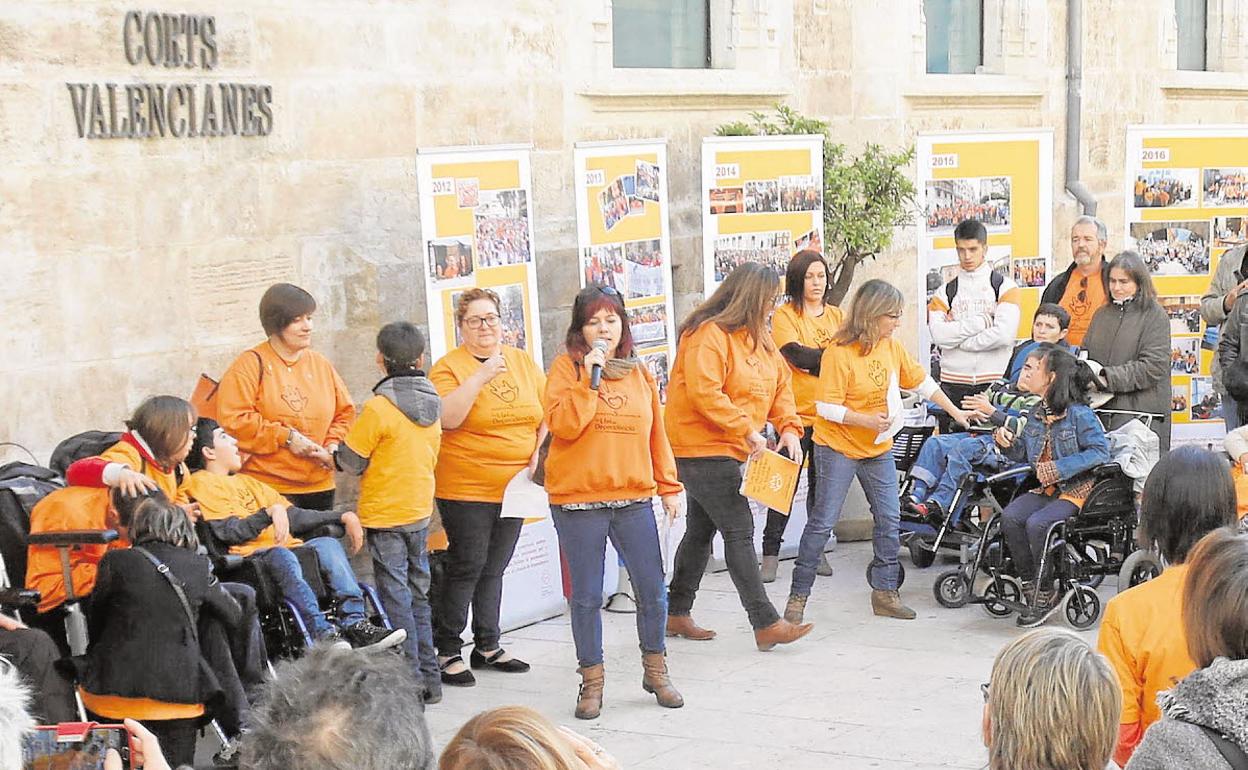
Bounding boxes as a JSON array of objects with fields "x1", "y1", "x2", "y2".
[{"x1": 828, "y1": 255, "x2": 861, "y2": 306}]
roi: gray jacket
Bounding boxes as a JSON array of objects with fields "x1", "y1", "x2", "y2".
[
  {"x1": 1200, "y1": 244, "x2": 1248, "y2": 396},
  {"x1": 1082, "y1": 297, "x2": 1172, "y2": 451},
  {"x1": 1126, "y1": 658, "x2": 1248, "y2": 770}
]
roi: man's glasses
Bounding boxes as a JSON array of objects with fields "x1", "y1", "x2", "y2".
[
  {"x1": 463, "y1": 314, "x2": 502, "y2": 329},
  {"x1": 1077, "y1": 275, "x2": 1088, "y2": 304}
]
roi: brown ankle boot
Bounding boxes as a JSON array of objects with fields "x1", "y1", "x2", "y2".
[
  {"x1": 783, "y1": 594, "x2": 808, "y2": 624},
  {"x1": 575, "y1": 664, "x2": 604, "y2": 720},
  {"x1": 665, "y1": 614, "x2": 716, "y2": 640},
  {"x1": 754, "y1": 618, "x2": 814, "y2": 651},
  {"x1": 871, "y1": 589, "x2": 917, "y2": 620},
  {"x1": 641, "y1": 652, "x2": 684, "y2": 708}
]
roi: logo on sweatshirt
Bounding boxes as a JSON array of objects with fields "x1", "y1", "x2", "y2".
[
  {"x1": 280, "y1": 384, "x2": 308, "y2": 413},
  {"x1": 598, "y1": 388, "x2": 628, "y2": 413},
  {"x1": 866, "y1": 360, "x2": 888, "y2": 388},
  {"x1": 488, "y1": 378, "x2": 518, "y2": 404}
]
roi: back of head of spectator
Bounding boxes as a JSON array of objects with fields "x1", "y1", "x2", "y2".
[
  {"x1": 241, "y1": 644, "x2": 433, "y2": 770},
  {"x1": 983, "y1": 628, "x2": 1120, "y2": 770},
  {"x1": 439, "y1": 705, "x2": 583, "y2": 770},
  {"x1": 0, "y1": 660, "x2": 33, "y2": 770},
  {"x1": 1183, "y1": 529, "x2": 1248, "y2": 667},
  {"x1": 1140, "y1": 446, "x2": 1237, "y2": 565},
  {"x1": 109, "y1": 486, "x2": 169, "y2": 531},
  {"x1": 129, "y1": 496, "x2": 198, "y2": 550}
]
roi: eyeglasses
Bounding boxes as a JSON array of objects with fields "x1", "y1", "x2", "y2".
[
  {"x1": 463, "y1": 314, "x2": 501, "y2": 329},
  {"x1": 980, "y1": 682, "x2": 990, "y2": 703},
  {"x1": 885, "y1": 312, "x2": 904, "y2": 320},
  {"x1": 1077, "y1": 275, "x2": 1088, "y2": 304}
]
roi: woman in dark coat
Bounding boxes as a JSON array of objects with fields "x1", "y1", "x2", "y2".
[{"x1": 1082, "y1": 251, "x2": 1172, "y2": 450}]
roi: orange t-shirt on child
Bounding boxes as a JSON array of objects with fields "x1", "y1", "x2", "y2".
[{"x1": 185, "y1": 471, "x2": 304, "y2": 557}]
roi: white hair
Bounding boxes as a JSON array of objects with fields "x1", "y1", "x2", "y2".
[
  {"x1": 1073, "y1": 215, "x2": 1108, "y2": 242},
  {"x1": 0, "y1": 660, "x2": 34, "y2": 770}
]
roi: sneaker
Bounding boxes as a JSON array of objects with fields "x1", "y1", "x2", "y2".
[
  {"x1": 341, "y1": 621, "x2": 407, "y2": 652},
  {"x1": 423, "y1": 684, "x2": 443, "y2": 705},
  {"x1": 318, "y1": 629, "x2": 352, "y2": 651},
  {"x1": 212, "y1": 736, "x2": 242, "y2": 768},
  {"x1": 921, "y1": 500, "x2": 946, "y2": 526},
  {"x1": 902, "y1": 495, "x2": 925, "y2": 516}
]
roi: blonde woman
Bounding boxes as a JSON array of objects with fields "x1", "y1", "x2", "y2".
[
  {"x1": 439, "y1": 705, "x2": 620, "y2": 770},
  {"x1": 984, "y1": 628, "x2": 1121, "y2": 770},
  {"x1": 785, "y1": 280, "x2": 970, "y2": 622},
  {"x1": 665, "y1": 262, "x2": 812, "y2": 651}
]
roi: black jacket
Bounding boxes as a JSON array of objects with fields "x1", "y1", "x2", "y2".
[
  {"x1": 1040, "y1": 258, "x2": 1111, "y2": 306},
  {"x1": 81, "y1": 542, "x2": 242, "y2": 706}
]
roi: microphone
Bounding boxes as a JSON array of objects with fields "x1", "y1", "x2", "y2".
[{"x1": 589, "y1": 338, "x2": 608, "y2": 390}]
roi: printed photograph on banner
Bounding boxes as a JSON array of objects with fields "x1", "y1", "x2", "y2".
[
  {"x1": 496, "y1": 283, "x2": 528, "y2": 350},
  {"x1": 780, "y1": 175, "x2": 821, "y2": 212},
  {"x1": 1171, "y1": 337, "x2": 1201, "y2": 374},
  {"x1": 795, "y1": 229, "x2": 823, "y2": 253},
  {"x1": 924, "y1": 176, "x2": 1011, "y2": 234},
  {"x1": 583, "y1": 244, "x2": 626, "y2": 293},
  {"x1": 628, "y1": 197, "x2": 645, "y2": 217},
  {"x1": 455, "y1": 178, "x2": 479, "y2": 209},
  {"x1": 1203, "y1": 168, "x2": 1248, "y2": 207},
  {"x1": 474, "y1": 189, "x2": 531, "y2": 269},
  {"x1": 712, "y1": 231, "x2": 792, "y2": 283},
  {"x1": 1190, "y1": 376, "x2": 1221, "y2": 421},
  {"x1": 1203, "y1": 323, "x2": 1220, "y2": 351},
  {"x1": 1012, "y1": 257, "x2": 1047, "y2": 288},
  {"x1": 1130, "y1": 221, "x2": 1210, "y2": 275},
  {"x1": 1213, "y1": 216, "x2": 1248, "y2": 247},
  {"x1": 709, "y1": 187, "x2": 744, "y2": 215},
  {"x1": 744, "y1": 180, "x2": 780, "y2": 213},
  {"x1": 1132, "y1": 169, "x2": 1197, "y2": 208},
  {"x1": 1172, "y1": 383, "x2": 1189, "y2": 414},
  {"x1": 623, "y1": 239, "x2": 665, "y2": 299},
  {"x1": 427, "y1": 237, "x2": 474, "y2": 284},
  {"x1": 627, "y1": 303, "x2": 668, "y2": 348},
  {"x1": 990, "y1": 252, "x2": 1010, "y2": 275},
  {"x1": 636, "y1": 161, "x2": 660, "y2": 202},
  {"x1": 599, "y1": 177, "x2": 631, "y2": 231},
  {"x1": 1162, "y1": 296, "x2": 1203, "y2": 335},
  {"x1": 641, "y1": 350, "x2": 670, "y2": 403}
]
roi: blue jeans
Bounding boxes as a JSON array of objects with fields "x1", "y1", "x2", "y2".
[
  {"x1": 250, "y1": 546, "x2": 332, "y2": 638},
  {"x1": 551, "y1": 502, "x2": 668, "y2": 668},
  {"x1": 367, "y1": 526, "x2": 438, "y2": 689},
  {"x1": 251, "y1": 538, "x2": 367, "y2": 637},
  {"x1": 909, "y1": 433, "x2": 1003, "y2": 514},
  {"x1": 792, "y1": 445, "x2": 901, "y2": 596},
  {"x1": 999, "y1": 493, "x2": 1079, "y2": 581}
]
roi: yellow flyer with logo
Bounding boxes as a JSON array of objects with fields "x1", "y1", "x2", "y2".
[{"x1": 740, "y1": 449, "x2": 801, "y2": 515}]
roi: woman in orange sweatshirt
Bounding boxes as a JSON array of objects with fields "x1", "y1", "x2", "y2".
[
  {"x1": 664, "y1": 262, "x2": 813, "y2": 653},
  {"x1": 544, "y1": 285, "x2": 684, "y2": 721},
  {"x1": 216, "y1": 283, "x2": 355, "y2": 509}
]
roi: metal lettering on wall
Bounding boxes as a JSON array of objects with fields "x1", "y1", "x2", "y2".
[{"x1": 66, "y1": 11, "x2": 274, "y2": 139}]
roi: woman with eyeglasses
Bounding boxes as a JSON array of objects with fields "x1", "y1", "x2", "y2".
[
  {"x1": 429, "y1": 287, "x2": 547, "y2": 687},
  {"x1": 1082, "y1": 251, "x2": 1172, "y2": 450},
  {"x1": 982, "y1": 628, "x2": 1121, "y2": 770},
  {"x1": 544, "y1": 285, "x2": 684, "y2": 719},
  {"x1": 785, "y1": 280, "x2": 971, "y2": 623}
]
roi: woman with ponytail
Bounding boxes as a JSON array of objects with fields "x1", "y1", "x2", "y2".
[{"x1": 996, "y1": 345, "x2": 1111, "y2": 628}]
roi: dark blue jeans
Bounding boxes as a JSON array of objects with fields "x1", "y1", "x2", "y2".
[
  {"x1": 551, "y1": 501, "x2": 667, "y2": 667},
  {"x1": 909, "y1": 433, "x2": 1003, "y2": 514},
  {"x1": 367, "y1": 525, "x2": 438, "y2": 690},
  {"x1": 250, "y1": 537, "x2": 367, "y2": 638},
  {"x1": 1000, "y1": 492, "x2": 1079, "y2": 581}
]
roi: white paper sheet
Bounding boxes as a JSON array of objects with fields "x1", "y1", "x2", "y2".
[
  {"x1": 875, "y1": 372, "x2": 905, "y2": 444},
  {"x1": 500, "y1": 470, "x2": 550, "y2": 519}
]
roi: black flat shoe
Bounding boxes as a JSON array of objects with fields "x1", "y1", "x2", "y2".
[
  {"x1": 471, "y1": 647, "x2": 531, "y2": 673},
  {"x1": 439, "y1": 655, "x2": 476, "y2": 687}
]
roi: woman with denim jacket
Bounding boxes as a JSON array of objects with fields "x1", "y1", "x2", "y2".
[{"x1": 995, "y1": 344, "x2": 1110, "y2": 628}]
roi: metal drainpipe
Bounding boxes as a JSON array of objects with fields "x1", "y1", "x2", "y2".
[{"x1": 1066, "y1": 0, "x2": 1097, "y2": 215}]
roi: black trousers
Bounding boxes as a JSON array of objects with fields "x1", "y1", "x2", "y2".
[
  {"x1": 199, "y1": 582, "x2": 269, "y2": 737},
  {"x1": 433, "y1": 500, "x2": 524, "y2": 657},
  {"x1": 0, "y1": 627, "x2": 76, "y2": 723},
  {"x1": 761, "y1": 426, "x2": 817, "y2": 557},
  {"x1": 937, "y1": 381, "x2": 991, "y2": 433}
]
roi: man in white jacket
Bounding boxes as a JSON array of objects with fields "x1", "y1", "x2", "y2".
[{"x1": 927, "y1": 219, "x2": 1022, "y2": 429}]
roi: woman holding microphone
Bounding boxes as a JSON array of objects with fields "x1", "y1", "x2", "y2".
[
  {"x1": 785, "y1": 279, "x2": 970, "y2": 622},
  {"x1": 544, "y1": 285, "x2": 684, "y2": 720},
  {"x1": 665, "y1": 262, "x2": 813, "y2": 651}
]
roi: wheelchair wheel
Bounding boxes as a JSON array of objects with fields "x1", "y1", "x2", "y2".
[
  {"x1": 865, "y1": 560, "x2": 906, "y2": 588},
  {"x1": 908, "y1": 538, "x2": 936, "y2": 569},
  {"x1": 981, "y1": 576, "x2": 1022, "y2": 618},
  {"x1": 1064, "y1": 585, "x2": 1102, "y2": 630},
  {"x1": 933, "y1": 568, "x2": 970, "y2": 608},
  {"x1": 1118, "y1": 549, "x2": 1162, "y2": 593}
]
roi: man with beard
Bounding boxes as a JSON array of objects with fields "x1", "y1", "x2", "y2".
[{"x1": 1041, "y1": 216, "x2": 1111, "y2": 347}]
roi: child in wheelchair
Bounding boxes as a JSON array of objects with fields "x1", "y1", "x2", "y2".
[
  {"x1": 995, "y1": 345, "x2": 1110, "y2": 628},
  {"x1": 186, "y1": 417, "x2": 405, "y2": 652}
]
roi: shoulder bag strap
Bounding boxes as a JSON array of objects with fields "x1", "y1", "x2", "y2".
[
  {"x1": 131, "y1": 546, "x2": 198, "y2": 644},
  {"x1": 252, "y1": 348, "x2": 265, "y2": 389},
  {"x1": 1197, "y1": 724, "x2": 1248, "y2": 770}
]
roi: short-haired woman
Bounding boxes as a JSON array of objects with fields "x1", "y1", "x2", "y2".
[
  {"x1": 1127, "y1": 529, "x2": 1248, "y2": 769},
  {"x1": 1082, "y1": 251, "x2": 1172, "y2": 450},
  {"x1": 217, "y1": 283, "x2": 356, "y2": 509},
  {"x1": 1098, "y1": 446, "x2": 1238, "y2": 765},
  {"x1": 439, "y1": 705, "x2": 619, "y2": 770},
  {"x1": 665, "y1": 263, "x2": 812, "y2": 651},
  {"x1": 79, "y1": 498, "x2": 243, "y2": 768},
  {"x1": 545, "y1": 285, "x2": 683, "y2": 719},
  {"x1": 786, "y1": 280, "x2": 970, "y2": 622},
  {"x1": 760, "y1": 250, "x2": 844, "y2": 583},
  {"x1": 65, "y1": 395, "x2": 198, "y2": 502},
  {"x1": 983, "y1": 628, "x2": 1121, "y2": 770}
]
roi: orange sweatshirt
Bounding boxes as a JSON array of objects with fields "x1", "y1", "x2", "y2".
[
  {"x1": 26, "y1": 487, "x2": 126, "y2": 613},
  {"x1": 665, "y1": 323, "x2": 802, "y2": 461},
  {"x1": 770, "y1": 302, "x2": 845, "y2": 426},
  {"x1": 543, "y1": 354, "x2": 682, "y2": 505},
  {"x1": 185, "y1": 471, "x2": 304, "y2": 557},
  {"x1": 215, "y1": 342, "x2": 355, "y2": 495}
]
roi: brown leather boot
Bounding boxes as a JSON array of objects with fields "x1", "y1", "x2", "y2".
[
  {"x1": 641, "y1": 652, "x2": 684, "y2": 708},
  {"x1": 871, "y1": 589, "x2": 917, "y2": 620},
  {"x1": 754, "y1": 618, "x2": 814, "y2": 651},
  {"x1": 665, "y1": 614, "x2": 716, "y2": 640},
  {"x1": 575, "y1": 664, "x2": 604, "y2": 720},
  {"x1": 783, "y1": 594, "x2": 808, "y2": 624}
]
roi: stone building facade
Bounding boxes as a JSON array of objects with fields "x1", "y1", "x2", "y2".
[{"x1": 4, "y1": 0, "x2": 1248, "y2": 461}]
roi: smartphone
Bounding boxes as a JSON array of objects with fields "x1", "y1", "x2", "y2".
[{"x1": 22, "y1": 722, "x2": 132, "y2": 770}]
